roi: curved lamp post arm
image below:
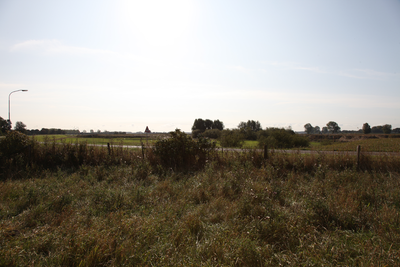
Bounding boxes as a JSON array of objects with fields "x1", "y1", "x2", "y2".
[{"x1": 8, "y1": 89, "x2": 28, "y2": 127}]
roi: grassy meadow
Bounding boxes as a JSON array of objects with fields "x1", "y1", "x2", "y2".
[
  {"x1": 308, "y1": 134, "x2": 400, "y2": 153},
  {"x1": 1, "y1": 132, "x2": 400, "y2": 266},
  {"x1": 30, "y1": 133, "x2": 400, "y2": 152},
  {"x1": 32, "y1": 134, "x2": 260, "y2": 149},
  {"x1": 32, "y1": 134, "x2": 160, "y2": 147},
  {"x1": 310, "y1": 138, "x2": 400, "y2": 152}
]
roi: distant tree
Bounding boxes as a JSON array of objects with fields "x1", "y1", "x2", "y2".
[
  {"x1": 257, "y1": 127, "x2": 309, "y2": 149},
  {"x1": 192, "y1": 118, "x2": 225, "y2": 137},
  {"x1": 39, "y1": 128, "x2": 64, "y2": 135},
  {"x1": 192, "y1": 119, "x2": 206, "y2": 132},
  {"x1": 238, "y1": 120, "x2": 262, "y2": 132},
  {"x1": 202, "y1": 129, "x2": 222, "y2": 139},
  {"x1": 0, "y1": 116, "x2": 11, "y2": 134},
  {"x1": 371, "y1": 126, "x2": 383, "y2": 134},
  {"x1": 90, "y1": 129, "x2": 94, "y2": 133},
  {"x1": 26, "y1": 129, "x2": 40, "y2": 135},
  {"x1": 392, "y1": 128, "x2": 400, "y2": 134},
  {"x1": 313, "y1": 126, "x2": 321, "y2": 134},
  {"x1": 204, "y1": 119, "x2": 213, "y2": 130},
  {"x1": 238, "y1": 120, "x2": 262, "y2": 140},
  {"x1": 362, "y1": 123, "x2": 371, "y2": 134},
  {"x1": 382, "y1": 124, "x2": 392, "y2": 134},
  {"x1": 322, "y1": 127, "x2": 328, "y2": 134},
  {"x1": 219, "y1": 129, "x2": 244, "y2": 148},
  {"x1": 14, "y1": 121, "x2": 27, "y2": 133},
  {"x1": 212, "y1": 120, "x2": 224, "y2": 130},
  {"x1": 237, "y1": 122, "x2": 246, "y2": 129},
  {"x1": 191, "y1": 129, "x2": 203, "y2": 138},
  {"x1": 304, "y1": 123, "x2": 314, "y2": 134},
  {"x1": 326, "y1": 121, "x2": 340, "y2": 133}
]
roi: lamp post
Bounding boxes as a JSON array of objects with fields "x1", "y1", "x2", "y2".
[{"x1": 8, "y1": 89, "x2": 28, "y2": 128}]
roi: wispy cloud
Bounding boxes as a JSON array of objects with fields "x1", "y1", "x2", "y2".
[
  {"x1": 11, "y1": 40, "x2": 116, "y2": 56},
  {"x1": 0, "y1": 82, "x2": 26, "y2": 89},
  {"x1": 266, "y1": 61, "x2": 327, "y2": 74},
  {"x1": 264, "y1": 61, "x2": 399, "y2": 80},
  {"x1": 221, "y1": 89, "x2": 400, "y2": 109},
  {"x1": 228, "y1": 65, "x2": 250, "y2": 73},
  {"x1": 345, "y1": 69, "x2": 399, "y2": 79},
  {"x1": 11, "y1": 40, "x2": 198, "y2": 71}
]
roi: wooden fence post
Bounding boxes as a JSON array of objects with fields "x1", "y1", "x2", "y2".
[
  {"x1": 141, "y1": 142, "x2": 145, "y2": 160},
  {"x1": 356, "y1": 145, "x2": 361, "y2": 170},
  {"x1": 264, "y1": 145, "x2": 268, "y2": 160},
  {"x1": 107, "y1": 143, "x2": 111, "y2": 155}
]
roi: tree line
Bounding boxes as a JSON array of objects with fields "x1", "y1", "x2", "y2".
[
  {"x1": 0, "y1": 116, "x2": 80, "y2": 135},
  {"x1": 191, "y1": 118, "x2": 400, "y2": 148},
  {"x1": 191, "y1": 118, "x2": 309, "y2": 148},
  {"x1": 0, "y1": 116, "x2": 127, "y2": 136},
  {"x1": 304, "y1": 121, "x2": 341, "y2": 134},
  {"x1": 304, "y1": 121, "x2": 399, "y2": 134}
]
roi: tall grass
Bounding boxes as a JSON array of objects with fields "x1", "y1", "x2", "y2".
[
  {"x1": 0, "y1": 131, "x2": 147, "y2": 180},
  {"x1": 1, "y1": 131, "x2": 400, "y2": 265}
]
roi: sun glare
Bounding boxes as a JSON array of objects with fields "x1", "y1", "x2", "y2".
[{"x1": 120, "y1": 0, "x2": 195, "y2": 47}]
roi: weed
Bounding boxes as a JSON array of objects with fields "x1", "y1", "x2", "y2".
[{"x1": 150, "y1": 129, "x2": 216, "y2": 173}]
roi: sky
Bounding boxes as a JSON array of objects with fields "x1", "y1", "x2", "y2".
[{"x1": 0, "y1": 0, "x2": 399, "y2": 133}]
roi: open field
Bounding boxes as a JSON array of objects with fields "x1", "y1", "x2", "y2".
[
  {"x1": 1, "y1": 133, "x2": 400, "y2": 266},
  {"x1": 309, "y1": 136, "x2": 400, "y2": 152},
  {"x1": 31, "y1": 134, "x2": 400, "y2": 152},
  {"x1": 32, "y1": 134, "x2": 161, "y2": 147},
  {"x1": 32, "y1": 135, "x2": 261, "y2": 149}
]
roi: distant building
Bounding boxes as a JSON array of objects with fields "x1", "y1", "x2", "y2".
[{"x1": 145, "y1": 126, "x2": 151, "y2": 133}]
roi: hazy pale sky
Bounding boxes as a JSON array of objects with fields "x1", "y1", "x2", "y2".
[{"x1": 1, "y1": 0, "x2": 399, "y2": 132}]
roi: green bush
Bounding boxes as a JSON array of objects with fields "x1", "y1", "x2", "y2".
[
  {"x1": 151, "y1": 129, "x2": 216, "y2": 172},
  {"x1": 219, "y1": 129, "x2": 245, "y2": 148},
  {"x1": 238, "y1": 120, "x2": 262, "y2": 140},
  {"x1": 258, "y1": 128, "x2": 309, "y2": 149},
  {"x1": 191, "y1": 129, "x2": 203, "y2": 138},
  {"x1": 0, "y1": 131, "x2": 31, "y2": 157},
  {"x1": 240, "y1": 128, "x2": 258, "y2": 140},
  {"x1": 201, "y1": 129, "x2": 222, "y2": 139}
]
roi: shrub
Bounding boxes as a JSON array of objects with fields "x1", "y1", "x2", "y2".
[
  {"x1": 238, "y1": 120, "x2": 262, "y2": 140},
  {"x1": 191, "y1": 129, "x2": 203, "y2": 138},
  {"x1": 201, "y1": 129, "x2": 222, "y2": 139},
  {"x1": 258, "y1": 128, "x2": 309, "y2": 149},
  {"x1": 151, "y1": 129, "x2": 216, "y2": 172},
  {"x1": 0, "y1": 131, "x2": 31, "y2": 157},
  {"x1": 219, "y1": 129, "x2": 244, "y2": 148}
]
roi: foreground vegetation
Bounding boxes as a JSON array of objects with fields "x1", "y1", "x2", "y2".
[{"x1": 1, "y1": 131, "x2": 400, "y2": 266}]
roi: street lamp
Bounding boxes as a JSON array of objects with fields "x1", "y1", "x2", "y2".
[{"x1": 8, "y1": 89, "x2": 28, "y2": 128}]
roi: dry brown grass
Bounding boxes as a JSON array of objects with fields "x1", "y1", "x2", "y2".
[{"x1": 1, "y1": 132, "x2": 400, "y2": 266}]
